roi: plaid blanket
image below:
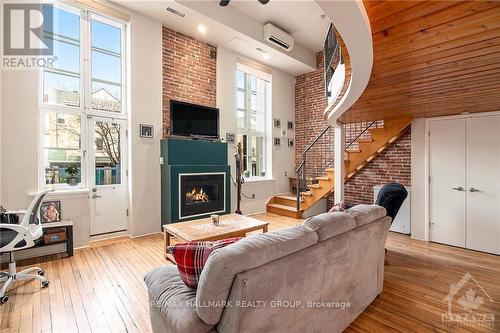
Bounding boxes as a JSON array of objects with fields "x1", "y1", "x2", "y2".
[{"x1": 167, "y1": 237, "x2": 241, "y2": 288}]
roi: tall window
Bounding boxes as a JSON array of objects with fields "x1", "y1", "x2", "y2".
[
  {"x1": 236, "y1": 64, "x2": 271, "y2": 179},
  {"x1": 40, "y1": 3, "x2": 126, "y2": 188}
]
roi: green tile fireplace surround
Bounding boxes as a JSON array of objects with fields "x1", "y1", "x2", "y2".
[{"x1": 160, "y1": 138, "x2": 231, "y2": 226}]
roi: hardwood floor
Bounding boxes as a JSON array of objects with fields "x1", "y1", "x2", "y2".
[{"x1": 1, "y1": 212, "x2": 499, "y2": 332}]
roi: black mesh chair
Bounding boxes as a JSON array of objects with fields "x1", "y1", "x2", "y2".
[
  {"x1": 375, "y1": 183, "x2": 408, "y2": 221},
  {"x1": 0, "y1": 190, "x2": 52, "y2": 304}
]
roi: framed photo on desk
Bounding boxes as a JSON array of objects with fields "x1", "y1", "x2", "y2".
[{"x1": 40, "y1": 201, "x2": 62, "y2": 223}]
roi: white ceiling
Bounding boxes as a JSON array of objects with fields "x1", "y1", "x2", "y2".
[
  {"x1": 111, "y1": 0, "x2": 325, "y2": 75},
  {"x1": 229, "y1": 0, "x2": 329, "y2": 52}
]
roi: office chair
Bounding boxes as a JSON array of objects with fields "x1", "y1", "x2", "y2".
[
  {"x1": 0, "y1": 189, "x2": 52, "y2": 304},
  {"x1": 375, "y1": 183, "x2": 408, "y2": 221},
  {"x1": 375, "y1": 183, "x2": 408, "y2": 266}
]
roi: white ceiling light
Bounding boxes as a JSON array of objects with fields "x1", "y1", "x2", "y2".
[{"x1": 197, "y1": 24, "x2": 207, "y2": 34}]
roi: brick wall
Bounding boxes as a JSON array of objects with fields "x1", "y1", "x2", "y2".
[
  {"x1": 162, "y1": 26, "x2": 217, "y2": 137},
  {"x1": 326, "y1": 127, "x2": 411, "y2": 208},
  {"x1": 295, "y1": 52, "x2": 329, "y2": 167},
  {"x1": 295, "y1": 52, "x2": 411, "y2": 209}
]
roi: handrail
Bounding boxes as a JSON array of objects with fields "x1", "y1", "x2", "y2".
[
  {"x1": 300, "y1": 125, "x2": 331, "y2": 158},
  {"x1": 345, "y1": 121, "x2": 376, "y2": 150}
]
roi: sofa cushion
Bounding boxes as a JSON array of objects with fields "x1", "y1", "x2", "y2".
[
  {"x1": 196, "y1": 225, "x2": 318, "y2": 325},
  {"x1": 144, "y1": 265, "x2": 215, "y2": 333},
  {"x1": 344, "y1": 204, "x2": 387, "y2": 227},
  {"x1": 304, "y1": 212, "x2": 356, "y2": 242},
  {"x1": 167, "y1": 237, "x2": 241, "y2": 288}
]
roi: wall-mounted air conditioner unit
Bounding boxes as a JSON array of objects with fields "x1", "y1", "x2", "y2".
[{"x1": 264, "y1": 23, "x2": 294, "y2": 52}]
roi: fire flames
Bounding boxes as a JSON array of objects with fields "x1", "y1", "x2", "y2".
[{"x1": 186, "y1": 187, "x2": 209, "y2": 203}]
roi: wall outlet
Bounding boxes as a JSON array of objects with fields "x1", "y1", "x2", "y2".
[
  {"x1": 284, "y1": 171, "x2": 288, "y2": 177},
  {"x1": 159, "y1": 157, "x2": 164, "y2": 165}
]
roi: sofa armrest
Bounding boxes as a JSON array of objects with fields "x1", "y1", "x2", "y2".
[{"x1": 144, "y1": 265, "x2": 215, "y2": 333}]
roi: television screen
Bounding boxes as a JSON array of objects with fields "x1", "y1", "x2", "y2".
[{"x1": 170, "y1": 100, "x2": 219, "y2": 138}]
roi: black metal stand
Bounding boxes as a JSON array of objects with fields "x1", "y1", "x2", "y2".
[{"x1": 235, "y1": 151, "x2": 242, "y2": 215}]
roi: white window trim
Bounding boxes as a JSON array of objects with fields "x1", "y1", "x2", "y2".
[{"x1": 38, "y1": 1, "x2": 128, "y2": 190}]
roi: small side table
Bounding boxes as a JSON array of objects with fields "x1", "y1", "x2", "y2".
[{"x1": 40, "y1": 220, "x2": 74, "y2": 257}]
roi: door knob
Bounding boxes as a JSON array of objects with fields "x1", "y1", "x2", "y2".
[
  {"x1": 452, "y1": 186, "x2": 464, "y2": 191},
  {"x1": 92, "y1": 194, "x2": 102, "y2": 199},
  {"x1": 469, "y1": 187, "x2": 480, "y2": 192}
]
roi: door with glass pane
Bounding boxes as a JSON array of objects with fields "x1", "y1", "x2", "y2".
[{"x1": 88, "y1": 117, "x2": 128, "y2": 236}]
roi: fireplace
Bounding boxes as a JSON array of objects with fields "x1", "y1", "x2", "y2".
[{"x1": 179, "y1": 173, "x2": 226, "y2": 219}]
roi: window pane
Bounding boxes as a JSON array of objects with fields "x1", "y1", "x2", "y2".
[
  {"x1": 44, "y1": 6, "x2": 80, "y2": 41},
  {"x1": 91, "y1": 18, "x2": 122, "y2": 113},
  {"x1": 43, "y1": 71, "x2": 80, "y2": 107},
  {"x1": 237, "y1": 90, "x2": 245, "y2": 109},
  {"x1": 44, "y1": 112, "x2": 81, "y2": 185},
  {"x1": 250, "y1": 76, "x2": 257, "y2": 92},
  {"x1": 236, "y1": 71, "x2": 245, "y2": 89},
  {"x1": 91, "y1": 20, "x2": 121, "y2": 54},
  {"x1": 92, "y1": 81, "x2": 121, "y2": 112},
  {"x1": 43, "y1": 6, "x2": 80, "y2": 108},
  {"x1": 91, "y1": 51, "x2": 121, "y2": 83},
  {"x1": 46, "y1": 38, "x2": 80, "y2": 73},
  {"x1": 237, "y1": 110, "x2": 245, "y2": 130},
  {"x1": 95, "y1": 121, "x2": 122, "y2": 185},
  {"x1": 250, "y1": 93, "x2": 257, "y2": 111}
]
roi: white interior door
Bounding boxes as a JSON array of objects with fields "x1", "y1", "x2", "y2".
[
  {"x1": 88, "y1": 117, "x2": 128, "y2": 236},
  {"x1": 429, "y1": 118, "x2": 466, "y2": 247},
  {"x1": 466, "y1": 115, "x2": 500, "y2": 255}
]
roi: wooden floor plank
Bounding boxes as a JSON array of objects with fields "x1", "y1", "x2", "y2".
[{"x1": 0, "y1": 213, "x2": 498, "y2": 332}]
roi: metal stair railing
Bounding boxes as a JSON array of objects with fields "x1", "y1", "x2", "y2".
[{"x1": 295, "y1": 120, "x2": 385, "y2": 210}]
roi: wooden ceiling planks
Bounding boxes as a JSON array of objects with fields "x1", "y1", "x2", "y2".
[{"x1": 339, "y1": 0, "x2": 500, "y2": 123}]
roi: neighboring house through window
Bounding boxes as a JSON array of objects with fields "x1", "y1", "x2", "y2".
[
  {"x1": 40, "y1": 3, "x2": 126, "y2": 188},
  {"x1": 236, "y1": 63, "x2": 271, "y2": 179}
]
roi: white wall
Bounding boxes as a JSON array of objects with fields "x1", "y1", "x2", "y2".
[
  {"x1": 0, "y1": 6, "x2": 163, "y2": 251},
  {"x1": 126, "y1": 9, "x2": 163, "y2": 237},
  {"x1": 410, "y1": 118, "x2": 428, "y2": 240},
  {"x1": 216, "y1": 47, "x2": 295, "y2": 214}
]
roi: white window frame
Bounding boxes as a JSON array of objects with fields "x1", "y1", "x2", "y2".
[
  {"x1": 236, "y1": 64, "x2": 271, "y2": 180},
  {"x1": 38, "y1": 1, "x2": 128, "y2": 190}
]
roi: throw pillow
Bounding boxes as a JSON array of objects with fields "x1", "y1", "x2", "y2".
[
  {"x1": 167, "y1": 237, "x2": 241, "y2": 288},
  {"x1": 329, "y1": 200, "x2": 346, "y2": 213}
]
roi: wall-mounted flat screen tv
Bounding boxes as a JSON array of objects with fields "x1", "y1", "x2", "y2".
[{"x1": 170, "y1": 100, "x2": 219, "y2": 139}]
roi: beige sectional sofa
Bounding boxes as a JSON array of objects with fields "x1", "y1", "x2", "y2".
[{"x1": 145, "y1": 204, "x2": 391, "y2": 333}]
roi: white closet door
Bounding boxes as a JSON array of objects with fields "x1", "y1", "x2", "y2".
[
  {"x1": 429, "y1": 119, "x2": 466, "y2": 247},
  {"x1": 466, "y1": 115, "x2": 500, "y2": 255}
]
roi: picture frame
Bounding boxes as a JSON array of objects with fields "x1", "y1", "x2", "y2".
[
  {"x1": 226, "y1": 132, "x2": 236, "y2": 144},
  {"x1": 140, "y1": 124, "x2": 154, "y2": 138},
  {"x1": 40, "y1": 200, "x2": 62, "y2": 223},
  {"x1": 287, "y1": 121, "x2": 294, "y2": 130},
  {"x1": 288, "y1": 138, "x2": 294, "y2": 147},
  {"x1": 274, "y1": 137, "x2": 281, "y2": 146},
  {"x1": 273, "y1": 117, "x2": 281, "y2": 128}
]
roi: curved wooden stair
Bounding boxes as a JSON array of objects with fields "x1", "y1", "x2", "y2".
[{"x1": 266, "y1": 117, "x2": 412, "y2": 218}]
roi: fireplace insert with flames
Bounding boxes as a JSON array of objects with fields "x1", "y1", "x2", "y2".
[{"x1": 180, "y1": 173, "x2": 225, "y2": 219}]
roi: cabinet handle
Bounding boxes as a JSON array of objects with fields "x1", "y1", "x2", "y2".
[
  {"x1": 469, "y1": 187, "x2": 480, "y2": 192},
  {"x1": 452, "y1": 186, "x2": 464, "y2": 191}
]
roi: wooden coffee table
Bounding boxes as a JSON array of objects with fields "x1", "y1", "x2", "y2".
[{"x1": 163, "y1": 213, "x2": 269, "y2": 262}]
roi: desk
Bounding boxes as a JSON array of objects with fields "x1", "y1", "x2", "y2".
[{"x1": 40, "y1": 220, "x2": 74, "y2": 257}]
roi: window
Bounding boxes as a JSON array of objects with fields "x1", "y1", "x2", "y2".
[
  {"x1": 40, "y1": 3, "x2": 126, "y2": 188},
  {"x1": 236, "y1": 65, "x2": 270, "y2": 179}
]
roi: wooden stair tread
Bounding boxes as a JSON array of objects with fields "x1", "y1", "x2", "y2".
[
  {"x1": 267, "y1": 203, "x2": 299, "y2": 212},
  {"x1": 274, "y1": 193, "x2": 297, "y2": 201},
  {"x1": 301, "y1": 191, "x2": 313, "y2": 196},
  {"x1": 307, "y1": 184, "x2": 321, "y2": 189},
  {"x1": 356, "y1": 138, "x2": 373, "y2": 143},
  {"x1": 315, "y1": 176, "x2": 330, "y2": 181},
  {"x1": 346, "y1": 149, "x2": 361, "y2": 153}
]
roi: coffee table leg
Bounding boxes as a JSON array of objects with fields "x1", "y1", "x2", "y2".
[{"x1": 164, "y1": 231, "x2": 177, "y2": 264}]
